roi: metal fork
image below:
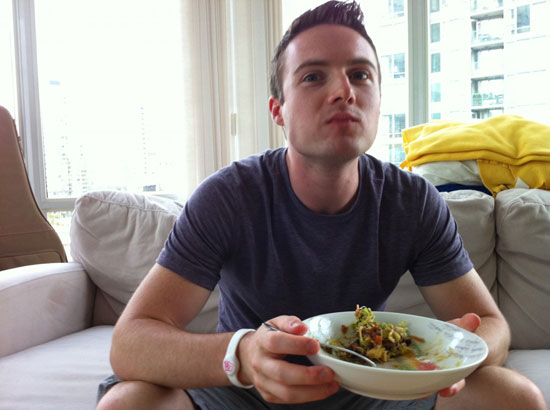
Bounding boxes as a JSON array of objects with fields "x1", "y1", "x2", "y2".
[{"x1": 262, "y1": 322, "x2": 377, "y2": 367}]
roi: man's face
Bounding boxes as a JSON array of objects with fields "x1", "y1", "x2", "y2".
[{"x1": 270, "y1": 24, "x2": 381, "y2": 165}]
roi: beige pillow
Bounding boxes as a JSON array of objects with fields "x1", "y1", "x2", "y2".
[
  {"x1": 70, "y1": 190, "x2": 220, "y2": 332},
  {"x1": 496, "y1": 188, "x2": 550, "y2": 349},
  {"x1": 70, "y1": 191, "x2": 183, "y2": 319},
  {"x1": 440, "y1": 190, "x2": 497, "y2": 296},
  {"x1": 386, "y1": 189, "x2": 497, "y2": 315}
]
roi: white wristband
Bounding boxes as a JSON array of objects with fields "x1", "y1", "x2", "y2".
[{"x1": 222, "y1": 328, "x2": 255, "y2": 388}]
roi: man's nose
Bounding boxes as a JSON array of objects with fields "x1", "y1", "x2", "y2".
[{"x1": 328, "y1": 74, "x2": 356, "y2": 105}]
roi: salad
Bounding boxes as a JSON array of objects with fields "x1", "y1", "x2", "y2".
[{"x1": 325, "y1": 306, "x2": 425, "y2": 364}]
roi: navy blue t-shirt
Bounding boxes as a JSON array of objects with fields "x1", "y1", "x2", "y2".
[{"x1": 157, "y1": 148, "x2": 472, "y2": 332}]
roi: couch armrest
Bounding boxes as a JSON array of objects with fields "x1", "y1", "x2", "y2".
[{"x1": 0, "y1": 262, "x2": 96, "y2": 357}]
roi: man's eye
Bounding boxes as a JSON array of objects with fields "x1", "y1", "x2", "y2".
[
  {"x1": 350, "y1": 71, "x2": 369, "y2": 81},
  {"x1": 303, "y1": 73, "x2": 321, "y2": 82}
]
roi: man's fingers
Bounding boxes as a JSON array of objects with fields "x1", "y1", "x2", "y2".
[
  {"x1": 438, "y1": 379, "x2": 466, "y2": 398},
  {"x1": 246, "y1": 315, "x2": 341, "y2": 404},
  {"x1": 268, "y1": 316, "x2": 309, "y2": 335},
  {"x1": 261, "y1": 316, "x2": 320, "y2": 356},
  {"x1": 255, "y1": 362, "x2": 339, "y2": 404},
  {"x1": 259, "y1": 359, "x2": 334, "y2": 386},
  {"x1": 263, "y1": 326, "x2": 319, "y2": 356},
  {"x1": 448, "y1": 313, "x2": 481, "y2": 333}
]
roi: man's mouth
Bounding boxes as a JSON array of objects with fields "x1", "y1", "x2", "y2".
[{"x1": 326, "y1": 112, "x2": 360, "y2": 124}]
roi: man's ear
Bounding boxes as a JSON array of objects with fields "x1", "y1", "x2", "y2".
[{"x1": 269, "y1": 97, "x2": 285, "y2": 126}]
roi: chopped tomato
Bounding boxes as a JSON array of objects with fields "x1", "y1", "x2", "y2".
[{"x1": 417, "y1": 361, "x2": 438, "y2": 371}]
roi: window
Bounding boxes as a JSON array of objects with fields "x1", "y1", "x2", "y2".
[
  {"x1": 383, "y1": 53, "x2": 406, "y2": 79},
  {"x1": 0, "y1": 0, "x2": 17, "y2": 118},
  {"x1": 431, "y1": 83, "x2": 442, "y2": 102},
  {"x1": 10, "y1": 0, "x2": 278, "y2": 249},
  {"x1": 14, "y1": 0, "x2": 276, "y2": 205},
  {"x1": 514, "y1": 5, "x2": 531, "y2": 34},
  {"x1": 431, "y1": 23, "x2": 441, "y2": 43},
  {"x1": 33, "y1": 0, "x2": 205, "y2": 200},
  {"x1": 388, "y1": 0, "x2": 405, "y2": 17},
  {"x1": 431, "y1": 53, "x2": 441, "y2": 73},
  {"x1": 381, "y1": 113, "x2": 406, "y2": 163},
  {"x1": 429, "y1": 0, "x2": 550, "y2": 123},
  {"x1": 430, "y1": 0, "x2": 440, "y2": 13},
  {"x1": 389, "y1": 144, "x2": 406, "y2": 163},
  {"x1": 393, "y1": 53, "x2": 406, "y2": 79},
  {"x1": 385, "y1": 113, "x2": 406, "y2": 139},
  {"x1": 47, "y1": 211, "x2": 73, "y2": 258}
]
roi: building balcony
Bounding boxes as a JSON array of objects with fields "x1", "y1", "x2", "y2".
[
  {"x1": 471, "y1": 92, "x2": 504, "y2": 107},
  {"x1": 471, "y1": 0, "x2": 504, "y2": 16},
  {"x1": 471, "y1": 37, "x2": 504, "y2": 51}
]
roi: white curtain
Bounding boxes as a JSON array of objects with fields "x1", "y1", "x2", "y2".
[{"x1": 227, "y1": 0, "x2": 285, "y2": 161}]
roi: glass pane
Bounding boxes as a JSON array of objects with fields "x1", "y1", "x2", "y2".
[
  {"x1": 34, "y1": 0, "x2": 199, "y2": 200},
  {"x1": 393, "y1": 53, "x2": 406, "y2": 78},
  {"x1": 431, "y1": 83, "x2": 441, "y2": 102},
  {"x1": 430, "y1": 23, "x2": 441, "y2": 43},
  {"x1": 47, "y1": 211, "x2": 72, "y2": 261},
  {"x1": 429, "y1": 0, "x2": 550, "y2": 122},
  {"x1": 391, "y1": 0, "x2": 405, "y2": 17},
  {"x1": 431, "y1": 53, "x2": 441, "y2": 73},
  {"x1": 281, "y1": 1, "x2": 409, "y2": 165},
  {"x1": 516, "y1": 5, "x2": 530, "y2": 33},
  {"x1": 0, "y1": 0, "x2": 18, "y2": 119}
]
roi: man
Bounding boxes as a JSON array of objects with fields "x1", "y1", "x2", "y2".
[{"x1": 97, "y1": 2, "x2": 546, "y2": 409}]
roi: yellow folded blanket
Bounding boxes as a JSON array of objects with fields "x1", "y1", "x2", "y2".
[{"x1": 400, "y1": 115, "x2": 550, "y2": 195}]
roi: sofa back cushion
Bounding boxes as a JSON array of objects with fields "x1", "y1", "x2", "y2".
[
  {"x1": 70, "y1": 191, "x2": 219, "y2": 332},
  {"x1": 495, "y1": 189, "x2": 550, "y2": 349},
  {"x1": 440, "y1": 190, "x2": 498, "y2": 296},
  {"x1": 386, "y1": 190, "x2": 497, "y2": 315}
]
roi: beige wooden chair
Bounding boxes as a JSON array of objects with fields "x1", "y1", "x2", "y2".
[{"x1": 0, "y1": 105, "x2": 67, "y2": 270}]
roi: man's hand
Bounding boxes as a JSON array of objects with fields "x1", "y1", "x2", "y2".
[
  {"x1": 238, "y1": 316, "x2": 340, "y2": 404},
  {"x1": 437, "y1": 313, "x2": 482, "y2": 398}
]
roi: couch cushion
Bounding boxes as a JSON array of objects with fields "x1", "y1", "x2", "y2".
[
  {"x1": 0, "y1": 263, "x2": 94, "y2": 357},
  {"x1": 495, "y1": 189, "x2": 550, "y2": 349},
  {"x1": 506, "y1": 349, "x2": 550, "y2": 407},
  {"x1": 440, "y1": 190, "x2": 497, "y2": 297},
  {"x1": 386, "y1": 189, "x2": 497, "y2": 315},
  {"x1": 70, "y1": 191, "x2": 219, "y2": 332},
  {"x1": 0, "y1": 326, "x2": 113, "y2": 410}
]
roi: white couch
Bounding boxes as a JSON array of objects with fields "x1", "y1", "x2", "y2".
[{"x1": 1, "y1": 188, "x2": 549, "y2": 409}]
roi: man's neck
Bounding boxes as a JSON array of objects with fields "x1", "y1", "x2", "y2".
[{"x1": 285, "y1": 149, "x2": 360, "y2": 215}]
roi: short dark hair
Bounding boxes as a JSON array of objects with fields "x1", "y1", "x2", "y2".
[{"x1": 269, "y1": 0, "x2": 381, "y2": 104}]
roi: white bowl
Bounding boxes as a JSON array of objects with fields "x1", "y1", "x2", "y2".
[{"x1": 304, "y1": 311, "x2": 488, "y2": 400}]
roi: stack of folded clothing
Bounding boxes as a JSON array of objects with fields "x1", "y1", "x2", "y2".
[{"x1": 400, "y1": 115, "x2": 550, "y2": 196}]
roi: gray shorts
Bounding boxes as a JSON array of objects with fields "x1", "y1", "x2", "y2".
[{"x1": 98, "y1": 375, "x2": 436, "y2": 410}]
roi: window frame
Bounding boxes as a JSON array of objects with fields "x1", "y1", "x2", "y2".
[{"x1": 12, "y1": 0, "x2": 280, "y2": 213}]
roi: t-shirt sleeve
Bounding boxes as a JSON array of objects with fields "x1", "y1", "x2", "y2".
[
  {"x1": 409, "y1": 178, "x2": 473, "y2": 286},
  {"x1": 156, "y1": 172, "x2": 239, "y2": 291}
]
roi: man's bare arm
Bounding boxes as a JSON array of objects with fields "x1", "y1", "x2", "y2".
[
  {"x1": 109, "y1": 263, "x2": 233, "y2": 389},
  {"x1": 109, "y1": 263, "x2": 339, "y2": 403},
  {"x1": 419, "y1": 268, "x2": 510, "y2": 366}
]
